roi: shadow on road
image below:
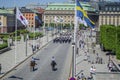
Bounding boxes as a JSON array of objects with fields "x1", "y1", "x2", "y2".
[{"x1": 9, "y1": 75, "x2": 23, "y2": 80}]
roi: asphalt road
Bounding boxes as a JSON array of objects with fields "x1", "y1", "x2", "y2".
[{"x1": 2, "y1": 42, "x2": 72, "y2": 80}]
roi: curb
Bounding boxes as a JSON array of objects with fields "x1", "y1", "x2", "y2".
[
  {"x1": 96, "y1": 72, "x2": 120, "y2": 74},
  {"x1": 0, "y1": 39, "x2": 52, "y2": 79}
]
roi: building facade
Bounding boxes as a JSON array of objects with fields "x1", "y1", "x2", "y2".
[
  {"x1": 0, "y1": 9, "x2": 15, "y2": 33},
  {"x1": 0, "y1": 15, "x2": 7, "y2": 33},
  {"x1": 20, "y1": 7, "x2": 43, "y2": 31},
  {"x1": 98, "y1": 2, "x2": 120, "y2": 31},
  {"x1": 20, "y1": 7, "x2": 36, "y2": 28},
  {"x1": 44, "y1": 2, "x2": 98, "y2": 27}
]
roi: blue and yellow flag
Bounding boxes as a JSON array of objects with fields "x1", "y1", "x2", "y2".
[
  {"x1": 76, "y1": 0, "x2": 84, "y2": 19},
  {"x1": 76, "y1": 0, "x2": 95, "y2": 28}
]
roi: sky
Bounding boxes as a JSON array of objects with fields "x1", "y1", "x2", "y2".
[
  {"x1": 0, "y1": 0, "x2": 67, "y2": 8},
  {"x1": 0, "y1": 0, "x2": 120, "y2": 8}
]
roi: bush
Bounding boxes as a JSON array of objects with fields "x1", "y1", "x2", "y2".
[
  {"x1": 13, "y1": 36, "x2": 21, "y2": 41},
  {"x1": 0, "y1": 43, "x2": 8, "y2": 50},
  {"x1": 29, "y1": 32, "x2": 43, "y2": 39}
]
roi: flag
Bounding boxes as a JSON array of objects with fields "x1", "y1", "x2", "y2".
[
  {"x1": 82, "y1": 10, "x2": 95, "y2": 28},
  {"x1": 35, "y1": 14, "x2": 42, "y2": 25},
  {"x1": 78, "y1": 17, "x2": 87, "y2": 26},
  {"x1": 76, "y1": 0, "x2": 84, "y2": 19},
  {"x1": 76, "y1": 0, "x2": 95, "y2": 28},
  {"x1": 16, "y1": 8, "x2": 28, "y2": 26}
]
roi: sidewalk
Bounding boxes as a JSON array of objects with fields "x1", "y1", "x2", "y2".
[
  {"x1": 0, "y1": 32, "x2": 55, "y2": 78},
  {"x1": 75, "y1": 30, "x2": 120, "y2": 80}
]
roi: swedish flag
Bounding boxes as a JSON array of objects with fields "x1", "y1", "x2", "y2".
[
  {"x1": 76, "y1": 0, "x2": 84, "y2": 19},
  {"x1": 76, "y1": 0, "x2": 95, "y2": 28},
  {"x1": 82, "y1": 10, "x2": 95, "y2": 28}
]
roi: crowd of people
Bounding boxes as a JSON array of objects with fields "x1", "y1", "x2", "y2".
[
  {"x1": 76, "y1": 30, "x2": 96, "y2": 80},
  {"x1": 53, "y1": 32, "x2": 72, "y2": 43}
]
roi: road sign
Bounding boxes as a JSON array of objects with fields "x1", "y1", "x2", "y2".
[{"x1": 70, "y1": 77, "x2": 76, "y2": 80}]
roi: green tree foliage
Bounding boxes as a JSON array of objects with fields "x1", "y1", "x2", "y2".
[
  {"x1": 0, "y1": 43, "x2": 8, "y2": 50},
  {"x1": 29, "y1": 32, "x2": 43, "y2": 39},
  {"x1": 100, "y1": 25, "x2": 107, "y2": 48},
  {"x1": 105, "y1": 26, "x2": 116, "y2": 51},
  {"x1": 116, "y1": 26, "x2": 120, "y2": 59},
  {"x1": 100, "y1": 25, "x2": 116, "y2": 51},
  {"x1": 100, "y1": 25, "x2": 120, "y2": 59}
]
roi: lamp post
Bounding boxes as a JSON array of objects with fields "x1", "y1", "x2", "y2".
[
  {"x1": 25, "y1": 33, "x2": 29, "y2": 56},
  {"x1": 72, "y1": 42, "x2": 75, "y2": 77}
]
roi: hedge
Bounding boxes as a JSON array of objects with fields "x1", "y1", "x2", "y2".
[
  {"x1": 100, "y1": 25, "x2": 120, "y2": 59},
  {"x1": 0, "y1": 43, "x2": 8, "y2": 50},
  {"x1": 116, "y1": 27, "x2": 120, "y2": 59},
  {"x1": 29, "y1": 32, "x2": 43, "y2": 39}
]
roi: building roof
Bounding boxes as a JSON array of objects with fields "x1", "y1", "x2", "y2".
[
  {"x1": 0, "y1": 8, "x2": 13, "y2": 14},
  {"x1": 98, "y1": 2, "x2": 120, "y2": 11},
  {"x1": 20, "y1": 7, "x2": 33, "y2": 13},
  {"x1": 20, "y1": 7, "x2": 41, "y2": 14},
  {"x1": 45, "y1": 2, "x2": 96, "y2": 12}
]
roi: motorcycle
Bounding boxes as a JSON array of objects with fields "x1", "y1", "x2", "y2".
[{"x1": 51, "y1": 60, "x2": 57, "y2": 71}]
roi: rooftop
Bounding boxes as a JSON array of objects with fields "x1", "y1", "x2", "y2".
[
  {"x1": 0, "y1": 8, "x2": 14, "y2": 14},
  {"x1": 45, "y1": 2, "x2": 96, "y2": 12}
]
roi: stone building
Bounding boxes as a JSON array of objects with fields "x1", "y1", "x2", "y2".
[
  {"x1": 44, "y1": 2, "x2": 98, "y2": 28},
  {"x1": 98, "y1": 2, "x2": 120, "y2": 31}
]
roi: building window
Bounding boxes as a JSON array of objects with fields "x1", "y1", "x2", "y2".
[
  {"x1": 113, "y1": 16, "x2": 115, "y2": 25},
  {"x1": 109, "y1": 16, "x2": 111, "y2": 24},
  {"x1": 113, "y1": 7, "x2": 115, "y2": 11},
  {"x1": 117, "y1": 7, "x2": 119, "y2": 11},
  {"x1": 105, "y1": 16, "x2": 107, "y2": 24},
  {"x1": 109, "y1": 7, "x2": 112, "y2": 11},
  {"x1": 105, "y1": 7, "x2": 108, "y2": 11}
]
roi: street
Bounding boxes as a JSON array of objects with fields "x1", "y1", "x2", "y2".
[{"x1": 1, "y1": 42, "x2": 72, "y2": 80}]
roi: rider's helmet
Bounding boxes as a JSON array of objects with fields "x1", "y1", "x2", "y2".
[{"x1": 52, "y1": 56, "x2": 55, "y2": 61}]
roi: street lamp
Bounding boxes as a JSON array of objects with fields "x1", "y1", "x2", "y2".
[
  {"x1": 72, "y1": 42, "x2": 75, "y2": 77},
  {"x1": 26, "y1": 33, "x2": 29, "y2": 56}
]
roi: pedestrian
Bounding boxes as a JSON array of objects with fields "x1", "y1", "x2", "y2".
[
  {"x1": 77, "y1": 76, "x2": 80, "y2": 80},
  {"x1": 93, "y1": 49, "x2": 95, "y2": 54},
  {"x1": 80, "y1": 73, "x2": 86, "y2": 80},
  {"x1": 0, "y1": 64, "x2": 1, "y2": 74},
  {"x1": 90, "y1": 66, "x2": 96, "y2": 75},
  {"x1": 108, "y1": 61, "x2": 113, "y2": 72}
]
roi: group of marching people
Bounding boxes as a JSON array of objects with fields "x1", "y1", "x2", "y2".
[{"x1": 53, "y1": 32, "x2": 72, "y2": 43}]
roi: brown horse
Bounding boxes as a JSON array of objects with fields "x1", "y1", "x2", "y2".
[{"x1": 30, "y1": 61, "x2": 36, "y2": 71}]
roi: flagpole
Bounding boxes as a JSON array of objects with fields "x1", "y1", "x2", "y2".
[
  {"x1": 43, "y1": 15, "x2": 46, "y2": 36},
  {"x1": 15, "y1": 7, "x2": 17, "y2": 64},
  {"x1": 33, "y1": 12, "x2": 35, "y2": 52},
  {"x1": 47, "y1": 19, "x2": 49, "y2": 42},
  {"x1": 25, "y1": 26, "x2": 28, "y2": 56},
  {"x1": 73, "y1": 0, "x2": 78, "y2": 77}
]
